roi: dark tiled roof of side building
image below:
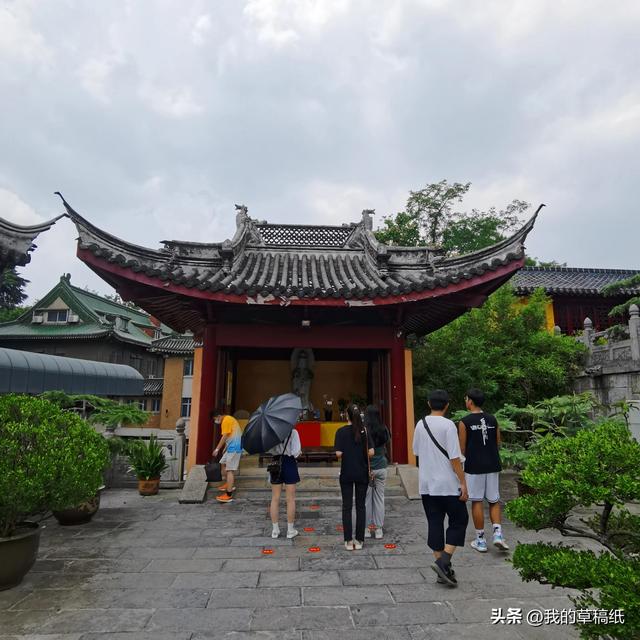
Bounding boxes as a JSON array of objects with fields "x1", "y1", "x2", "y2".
[
  {"x1": 511, "y1": 266, "x2": 640, "y2": 296},
  {"x1": 150, "y1": 335, "x2": 200, "y2": 355}
]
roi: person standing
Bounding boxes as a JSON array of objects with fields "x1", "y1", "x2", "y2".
[
  {"x1": 413, "y1": 389, "x2": 469, "y2": 587},
  {"x1": 212, "y1": 411, "x2": 243, "y2": 504},
  {"x1": 334, "y1": 404, "x2": 374, "y2": 550},
  {"x1": 458, "y1": 388, "x2": 509, "y2": 552},
  {"x1": 363, "y1": 405, "x2": 390, "y2": 539},
  {"x1": 267, "y1": 428, "x2": 302, "y2": 539}
]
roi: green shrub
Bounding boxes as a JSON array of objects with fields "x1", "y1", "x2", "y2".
[
  {"x1": 127, "y1": 435, "x2": 168, "y2": 480},
  {"x1": 506, "y1": 419, "x2": 640, "y2": 639},
  {"x1": 0, "y1": 395, "x2": 110, "y2": 537},
  {"x1": 40, "y1": 391, "x2": 149, "y2": 428},
  {"x1": 48, "y1": 410, "x2": 110, "y2": 513}
]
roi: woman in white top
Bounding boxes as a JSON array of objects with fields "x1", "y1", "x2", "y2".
[{"x1": 267, "y1": 428, "x2": 302, "y2": 539}]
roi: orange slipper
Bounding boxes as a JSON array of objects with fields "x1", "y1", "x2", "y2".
[{"x1": 216, "y1": 494, "x2": 234, "y2": 503}]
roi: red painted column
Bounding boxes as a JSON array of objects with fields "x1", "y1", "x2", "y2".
[
  {"x1": 195, "y1": 324, "x2": 218, "y2": 465},
  {"x1": 389, "y1": 332, "x2": 408, "y2": 464}
]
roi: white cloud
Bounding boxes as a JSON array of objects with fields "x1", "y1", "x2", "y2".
[
  {"x1": 191, "y1": 14, "x2": 213, "y2": 46},
  {"x1": 1, "y1": 0, "x2": 640, "y2": 305},
  {"x1": 138, "y1": 83, "x2": 204, "y2": 118},
  {"x1": 0, "y1": 188, "x2": 42, "y2": 225},
  {"x1": 243, "y1": 0, "x2": 350, "y2": 47},
  {"x1": 0, "y1": 2, "x2": 51, "y2": 66}
]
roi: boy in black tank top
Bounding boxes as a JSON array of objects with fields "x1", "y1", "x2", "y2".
[{"x1": 457, "y1": 388, "x2": 509, "y2": 553}]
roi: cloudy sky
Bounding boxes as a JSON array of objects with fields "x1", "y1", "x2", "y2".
[{"x1": 1, "y1": 0, "x2": 638, "y2": 302}]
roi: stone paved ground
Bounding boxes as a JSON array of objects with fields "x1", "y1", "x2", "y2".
[{"x1": 1, "y1": 483, "x2": 584, "y2": 640}]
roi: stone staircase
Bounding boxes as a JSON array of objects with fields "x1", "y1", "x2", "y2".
[{"x1": 221, "y1": 454, "x2": 406, "y2": 500}]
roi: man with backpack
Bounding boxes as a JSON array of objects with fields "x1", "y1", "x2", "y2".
[
  {"x1": 412, "y1": 389, "x2": 469, "y2": 587},
  {"x1": 458, "y1": 388, "x2": 509, "y2": 552}
]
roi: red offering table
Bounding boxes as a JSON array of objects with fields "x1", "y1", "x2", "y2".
[{"x1": 296, "y1": 421, "x2": 321, "y2": 447}]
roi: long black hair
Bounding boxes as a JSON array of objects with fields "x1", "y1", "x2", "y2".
[
  {"x1": 364, "y1": 405, "x2": 387, "y2": 447},
  {"x1": 346, "y1": 403, "x2": 364, "y2": 443}
]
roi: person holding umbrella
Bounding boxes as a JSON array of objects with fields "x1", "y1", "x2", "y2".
[
  {"x1": 335, "y1": 404, "x2": 374, "y2": 550},
  {"x1": 241, "y1": 393, "x2": 304, "y2": 536},
  {"x1": 266, "y1": 427, "x2": 302, "y2": 539}
]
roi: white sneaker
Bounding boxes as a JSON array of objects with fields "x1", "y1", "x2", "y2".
[
  {"x1": 353, "y1": 540, "x2": 363, "y2": 550},
  {"x1": 271, "y1": 526, "x2": 280, "y2": 539},
  {"x1": 364, "y1": 528, "x2": 372, "y2": 538},
  {"x1": 374, "y1": 528, "x2": 383, "y2": 539},
  {"x1": 493, "y1": 533, "x2": 509, "y2": 550},
  {"x1": 471, "y1": 537, "x2": 488, "y2": 553},
  {"x1": 286, "y1": 528, "x2": 298, "y2": 539},
  {"x1": 345, "y1": 540, "x2": 354, "y2": 550}
]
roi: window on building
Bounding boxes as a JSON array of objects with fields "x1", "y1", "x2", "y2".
[
  {"x1": 180, "y1": 397, "x2": 192, "y2": 418},
  {"x1": 150, "y1": 398, "x2": 161, "y2": 413},
  {"x1": 45, "y1": 310, "x2": 68, "y2": 324},
  {"x1": 183, "y1": 358, "x2": 194, "y2": 377}
]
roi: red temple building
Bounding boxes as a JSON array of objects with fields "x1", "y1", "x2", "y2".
[{"x1": 60, "y1": 195, "x2": 540, "y2": 467}]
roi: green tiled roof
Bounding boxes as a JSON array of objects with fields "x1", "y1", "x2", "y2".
[{"x1": 0, "y1": 275, "x2": 171, "y2": 347}]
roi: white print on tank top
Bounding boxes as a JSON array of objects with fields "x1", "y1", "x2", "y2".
[{"x1": 468, "y1": 417, "x2": 492, "y2": 445}]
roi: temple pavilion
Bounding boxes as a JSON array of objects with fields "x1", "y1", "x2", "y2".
[{"x1": 59, "y1": 194, "x2": 540, "y2": 467}]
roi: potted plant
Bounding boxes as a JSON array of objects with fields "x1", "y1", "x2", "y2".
[
  {"x1": 127, "y1": 434, "x2": 168, "y2": 496},
  {"x1": 37, "y1": 392, "x2": 114, "y2": 525},
  {"x1": 49, "y1": 416, "x2": 110, "y2": 526},
  {"x1": 0, "y1": 395, "x2": 109, "y2": 589}
]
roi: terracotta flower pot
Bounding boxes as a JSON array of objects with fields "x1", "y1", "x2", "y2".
[
  {"x1": 138, "y1": 477, "x2": 160, "y2": 496},
  {"x1": 53, "y1": 494, "x2": 101, "y2": 526},
  {"x1": 0, "y1": 523, "x2": 41, "y2": 591}
]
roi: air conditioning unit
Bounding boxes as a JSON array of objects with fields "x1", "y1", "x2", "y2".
[
  {"x1": 67, "y1": 314, "x2": 80, "y2": 323},
  {"x1": 31, "y1": 315, "x2": 43, "y2": 324}
]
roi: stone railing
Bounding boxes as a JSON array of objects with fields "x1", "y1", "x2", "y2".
[
  {"x1": 577, "y1": 304, "x2": 640, "y2": 370},
  {"x1": 102, "y1": 418, "x2": 188, "y2": 488}
]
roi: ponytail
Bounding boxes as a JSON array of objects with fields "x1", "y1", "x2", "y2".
[{"x1": 347, "y1": 403, "x2": 364, "y2": 443}]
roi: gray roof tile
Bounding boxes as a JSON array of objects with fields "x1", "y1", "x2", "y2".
[{"x1": 512, "y1": 267, "x2": 640, "y2": 296}]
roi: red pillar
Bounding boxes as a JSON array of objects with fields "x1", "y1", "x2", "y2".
[
  {"x1": 390, "y1": 332, "x2": 408, "y2": 464},
  {"x1": 195, "y1": 324, "x2": 218, "y2": 465}
]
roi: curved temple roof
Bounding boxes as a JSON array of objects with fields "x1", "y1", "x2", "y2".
[
  {"x1": 0, "y1": 215, "x2": 63, "y2": 270},
  {"x1": 0, "y1": 347, "x2": 144, "y2": 396},
  {"x1": 58, "y1": 193, "x2": 542, "y2": 336}
]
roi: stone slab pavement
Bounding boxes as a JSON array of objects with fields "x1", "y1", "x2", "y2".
[{"x1": 0, "y1": 486, "x2": 586, "y2": 639}]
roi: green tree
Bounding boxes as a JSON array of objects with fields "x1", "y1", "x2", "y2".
[
  {"x1": 506, "y1": 419, "x2": 640, "y2": 639},
  {"x1": 374, "y1": 211, "x2": 423, "y2": 246},
  {"x1": 412, "y1": 285, "x2": 585, "y2": 414},
  {"x1": 374, "y1": 180, "x2": 528, "y2": 255},
  {"x1": 602, "y1": 273, "x2": 640, "y2": 317},
  {"x1": 0, "y1": 306, "x2": 31, "y2": 323},
  {"x1": 0, "y1": 267, "x2": 28, "y2": 310}
]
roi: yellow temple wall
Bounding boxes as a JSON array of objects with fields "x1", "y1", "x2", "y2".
[
  {"x1": 235, "y1": 359, "x2": 368, "y2": 416},
  {"x1": 160, "y1": 357, "x2": 184, "y2": 429}
]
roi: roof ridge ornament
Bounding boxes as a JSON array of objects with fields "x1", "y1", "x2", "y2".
[{"x1": 362, "y1": 209, "x2": 374, "y2": 231}]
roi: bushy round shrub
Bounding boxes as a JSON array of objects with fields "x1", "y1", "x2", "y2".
[{"x1": 0, "y1": 395, "x2": 110, "y2": 537}]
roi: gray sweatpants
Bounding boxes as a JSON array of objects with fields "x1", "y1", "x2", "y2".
[{"x1": 365, "y1": 468, "x2": 387, "y2": 528}]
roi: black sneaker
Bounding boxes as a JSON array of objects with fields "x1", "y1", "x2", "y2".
[
  {"x1": 436, "y1": 567, "x2": 455, "y2": 584},
  {"x1": 431, "y1": 560, "x2": 457, "y2": 587}
]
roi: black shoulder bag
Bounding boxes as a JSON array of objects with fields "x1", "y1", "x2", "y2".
[
  {"x1": 267, "y1": 432, "x2": 293, "y2": 483},
  {"x1": 421, "y1": 418, "x2": 449, "y2": 459}
]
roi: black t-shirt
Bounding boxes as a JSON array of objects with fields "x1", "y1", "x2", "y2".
[
  {"x1": 334, "y1": 425, "x2": 369, "y2": 483},
  {"x1": 460, "y1": 412, "x2": 501, "y2": 474}
]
